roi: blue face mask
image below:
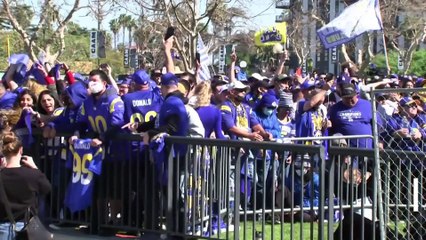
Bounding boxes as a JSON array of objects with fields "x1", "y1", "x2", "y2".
[{"x1": 262, "y1": 107, "x2": 274, "y2": 116}]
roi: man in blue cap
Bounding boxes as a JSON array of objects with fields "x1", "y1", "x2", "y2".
[
  {"x1": 122, "y1": 70, "x2": 162, "y2": 126},
  {"x1": 124, "y1": 72, "x2": 189, "y2": 236},
  {"x1": 252, "y1": 93, "x2": 280, "y2": 210},
  {"x1": 118, "y1": 70, "x2": 163, "y2": 228},
  {"x1": 117, "y1": 76, "x2": 132, "y2": 96},
  {"x1": 295, "y1": 78, "x2": 331, "y2": 146},
  {"x1": 383, "y1": 96, "x2": 426, "y2": 151}
]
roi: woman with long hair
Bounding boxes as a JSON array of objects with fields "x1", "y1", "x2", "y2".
[
  {"x1": 0, "y1": 131, "x2": 51, "y2": 239},
  {"x1": 12, "y1": 89, "x2": 41, "y2": 152},
  {"x1": 193, "y1": 81, "x2": 226, "y2": 139},
  {"x1": 36, "y1": 90, "x2": 64, "y2": 127}
]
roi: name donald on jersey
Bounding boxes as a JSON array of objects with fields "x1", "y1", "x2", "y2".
[
  {"x1": 132, "y1": 99, "x2": 152, "y2": 107},
  {"x1": 74, "y1": 141, "x2": 91, "y2": 150}
]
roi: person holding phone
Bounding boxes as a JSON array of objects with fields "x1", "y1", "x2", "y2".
[
  {"x1": 0, "y1": 131, "x2": 51, "y2": 239},
  {"x1": 99, "y1": 63, "x2": 119, "y2": 94}
]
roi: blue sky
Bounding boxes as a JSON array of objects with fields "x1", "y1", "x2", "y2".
[{"x1": 69, "y1": 0, "x2": 280, "y2": 32}]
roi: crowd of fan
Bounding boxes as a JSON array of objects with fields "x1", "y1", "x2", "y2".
[{"x1": 0, "y1": 36, "x2": 425, "y2": 238}]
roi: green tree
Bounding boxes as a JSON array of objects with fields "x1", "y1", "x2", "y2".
[
  {"x1": 127, "y1": 17, "x2": 136, "y2": 47},
  {"x1": 1, "y1": 0, "x2": 81, "y2": 63},
  {"x1": 372, "y1": 50, "x2": 426, "y2": 76},
  {"x1": 109, "y1": 19, "x2": 120, "y2": 49},
  {"x1": 0, "y1": 4, "x2": 34, "y2": 30},
  {"x1": 118, "y1": 14, "x2": 130, "y2": 46}
]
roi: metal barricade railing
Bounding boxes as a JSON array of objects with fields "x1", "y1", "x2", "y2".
[
  {"x1": 28, "y1": 130, "x2": 421, "y2": 239},
  {"x1": 371, "y1": 87, "x2": 426, "y2": 240}
]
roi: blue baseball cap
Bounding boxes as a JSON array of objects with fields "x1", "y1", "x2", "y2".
[
  {"x1": 161, "y1": 72, "x2": 179, "y2": 86},
  {"x1": 300, "y1": 79, "x2": 316, "y2": 90},
  {"x1": 258, "y1": 93, "x2": 278, "y2": 108},
  {"x1": 399, "y1": 97, "x2": 416, "y2": 107},
  {"x1": 132, "y1": 70, "x2": 150, "y2": 85},
  {"x1": 73, "y1": 73, "x2": 88, "y2": 83},
  {"x1": 117, "y1": 77, "x2": 132, "y2": 86},
  {"x1": 337, "y1": 73, "x2": 351, "y2": 84}
]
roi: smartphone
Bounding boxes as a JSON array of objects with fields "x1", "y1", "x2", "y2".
[
  {"x1": 164, "y1": 26, "x2": 175, "y2": 41},
  {"x1": 20, "y1": 156, "x2": 27, "y2": 165},
  {"x1": 196, "y1": 52, "x2": 200, "y2": 63},
  {"x1": 100, "y1": 63, "x2": 108, "y2": 69}
]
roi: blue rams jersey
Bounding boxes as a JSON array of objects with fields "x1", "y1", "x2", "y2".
[
  {"x1": 122, "y1": 89, "x2": 162, "y2": 124},
  {"x1": 64, "y1": 139, "x2": 103, "y2": 213},
  {"x1": 77, "y1": 89, "x2": 124, "y2": 134}
]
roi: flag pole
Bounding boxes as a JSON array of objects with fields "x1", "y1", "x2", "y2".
[{"x1": 381, "y1": 31, "x2": 391, "y2": 75}]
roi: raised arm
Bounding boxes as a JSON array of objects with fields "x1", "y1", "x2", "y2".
[
  {"x1": 275, "y1": 49, "x2": 288, "y2": 76},
  {"x1": 228, "y1": 51, "x2": 237, "y2": 83},
  {"x1": 164, "y1": 37, "x2": 175, "y2": 74}
]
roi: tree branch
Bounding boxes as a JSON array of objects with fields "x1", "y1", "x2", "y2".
[{"x1": 170, "y1": 1, "x2": 192, "y2": 34}]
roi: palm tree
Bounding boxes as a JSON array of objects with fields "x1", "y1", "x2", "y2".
[
  {"x1": 118, "y1": 14, "x2": 128, "y2": 46},
  {"x1": 109, "y1": 19, "x2": 120, "y2": 50},
  {"x1": 127, "y1": 17, "x2": 137, "y2": 47}
]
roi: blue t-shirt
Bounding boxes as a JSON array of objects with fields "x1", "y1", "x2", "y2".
[
  {"x1": 295, "y1": 100, "x2": 327, "y2": 145},
  {"x1": 196, "y1": 105, "x2": 226, "y2": 139},
  {"x1": 220, "y1": 100, "x2": 259, "y2": 140},
  {"x1": 329, "y1": 98, "x2": 377, "y2": 148},
  {"x1": 278, "y1": 117, "x2": 296, "y2": 143},
  {"x1": 253, "y1": 110, "x2": 281, "y2": 140},
  {"x1": 64, "y1": 139, "x2": 103, "y2": 213}
]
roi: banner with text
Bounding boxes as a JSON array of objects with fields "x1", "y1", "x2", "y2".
[{"x1": 254, "y1": 22, "x2": 287, "y2": 47}]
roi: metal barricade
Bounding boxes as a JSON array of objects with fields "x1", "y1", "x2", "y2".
[
  {"x1": 371, "y1": 87, "x2": 426, "y2": 240},
  {"x1": 30, "y1": 130, "x2": 421, "y2": 239}
]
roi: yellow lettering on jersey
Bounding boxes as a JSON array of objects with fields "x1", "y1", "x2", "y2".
[
  {"x1": 130, "y1": 111, "x2": 157, "y2": 123},
  {"x1": 71, "y1": 150, "x2": 93, "y2": 185},
  {"x1": 88, "y1": 115, "x2": 107, "y2": 133},
  {"x1": 110, "y1": 97, "x2": 123, "y2": 113}
]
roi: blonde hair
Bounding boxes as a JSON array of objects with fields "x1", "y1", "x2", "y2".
[
  {"x1": 25, "y1": 80, "x2": 47, "y2": 99},
  {"x1": 193, "y1": 81, "x2": 212, "y2": 107},
  {"x1": 0, "y1": 131, "x2": 22, "y2": 157},
  {"x1": 0, "y1": 109, "x2": 21, "y2": 128}
]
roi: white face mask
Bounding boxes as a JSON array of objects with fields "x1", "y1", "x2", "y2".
[{"x1": 89, "y1": 81, "x2": 104, "y2": 94}]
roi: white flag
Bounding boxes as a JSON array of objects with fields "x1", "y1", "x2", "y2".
[
  {"x1": 196, "y1": 34, "x2": 211, "y2": 81},
  {"x1": 317, "y1": 0, "x2": 383, "y2": 49}
]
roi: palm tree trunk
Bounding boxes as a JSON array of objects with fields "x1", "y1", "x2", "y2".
[
  {"x1": 114, "y1": 33, "x2": 117, "y2": 50},
  {"x1": 128, "y1": 28, "x2": 132, "y2": 47},
  {"x1": 122, "y1": 27, "x2": 126, "y2": 47}
]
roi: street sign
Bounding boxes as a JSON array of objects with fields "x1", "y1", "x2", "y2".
[
  {"x1": 90, "y1": 31, "x2": 98, "y2": 59},
  {"x1": 129, "y1": 48, "x2": 138, "y2": 68},
  {"x1": 398, "y1": 54, "x2": 404, "y2": 70},
  {"x1": 218, "y1": 45, "x2": 226, "y2": 74},
  {"x1": 331, "y1": 47, "x2": 338, "y2": 63},
  {"x1": 123, "y1": 48, "x2": 130, "y2": 68},
  {"x1": 276, "y1": 0, "x2": 291, "y2": 9},
  {"x1": 97, "y1": 31, "x2": 106, "y2": 58}
]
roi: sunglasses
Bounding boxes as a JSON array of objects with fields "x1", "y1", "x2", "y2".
[
  {"x1": 235, "y1": 88, "x2": 247, "y2": 93},
  {"x1": 266, "y1": 106, "x2": 276, "y2": 110},
  {"x1": 404, "y1": 104, "x2": 417, "y2": 109}
]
